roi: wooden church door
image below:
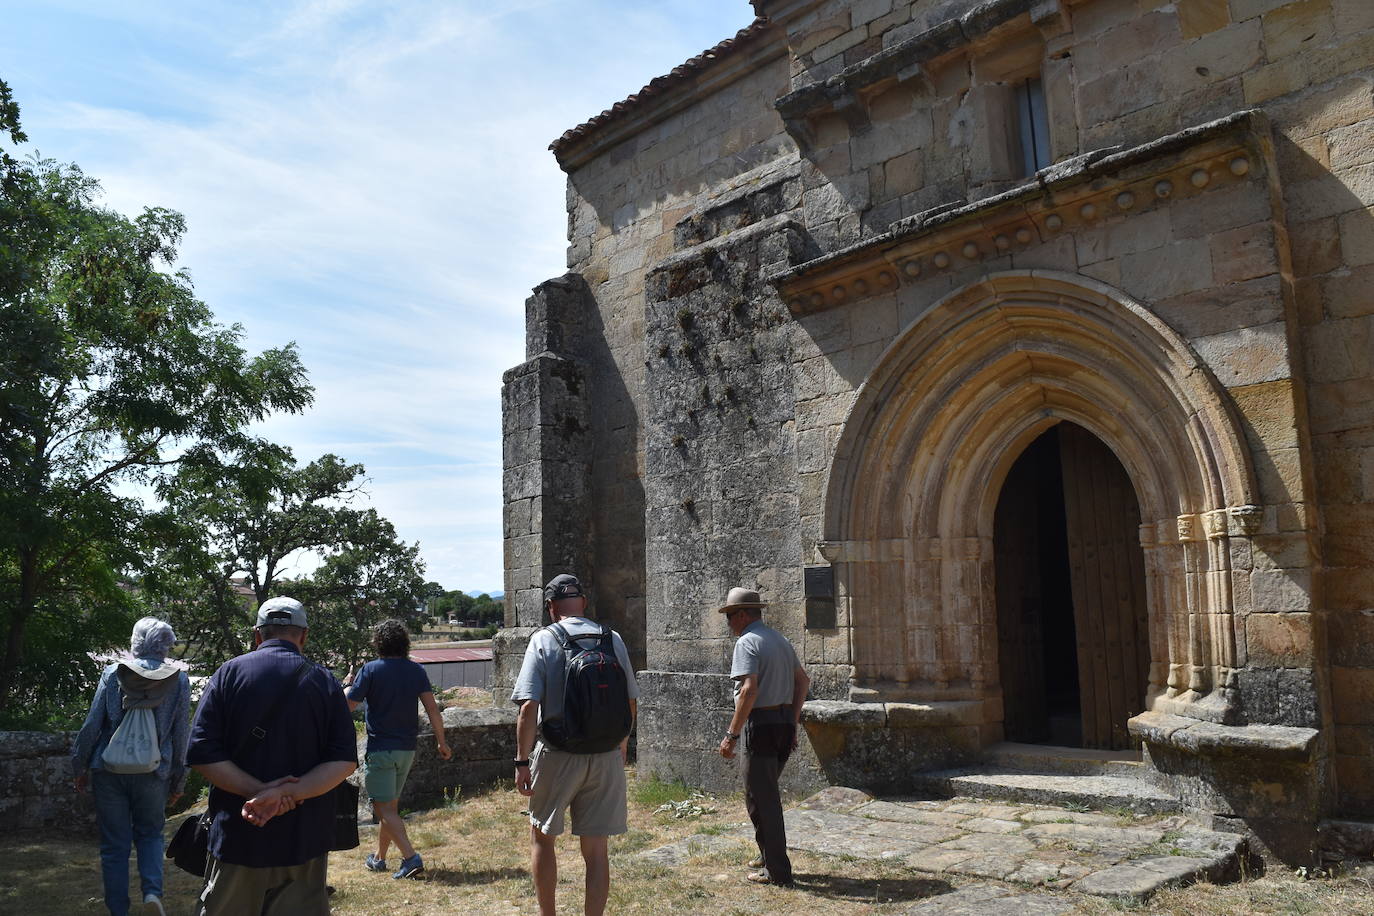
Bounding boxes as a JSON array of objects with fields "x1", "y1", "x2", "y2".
[{"x1": 995, "y1": 423, "x2": 1150, "y2": 750}]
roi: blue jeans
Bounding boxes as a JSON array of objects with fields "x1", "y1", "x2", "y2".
[{"x1": 92, "y1": 768, "x2": 168, "y2": 915}]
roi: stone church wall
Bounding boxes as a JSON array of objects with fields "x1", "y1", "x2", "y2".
[{"x1": 503, "y1": 0, "x2": 1374, "y2": 843}]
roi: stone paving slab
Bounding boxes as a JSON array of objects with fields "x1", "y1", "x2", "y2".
[
  {"x1": 636, "y1": 832, "x2": 753, "y2": 866},
  {"x1": 903, "y1": 882, "x2": 1076, "y2": 915},
  {"x1": 636, "y1": 787, "x2": 1245, "y2": 904}
]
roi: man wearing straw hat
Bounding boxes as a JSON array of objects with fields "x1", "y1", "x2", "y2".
[{"x1": 716, "y1": 586, "x2": 810, "y2": 888}]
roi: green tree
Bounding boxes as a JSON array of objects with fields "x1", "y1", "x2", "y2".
[
  {"x1": 0, "y1": 81, "x2": 311, "y2": 716},
  {"x1": 296, "y1": 510, "x2": 427, "y2": 674},
  {"x1": 146, "y1": 450, "x2": 370, "y2": 668}
]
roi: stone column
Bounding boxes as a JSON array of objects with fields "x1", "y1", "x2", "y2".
[{"x1": 495, "y1": 275, "x2": 595, "y2": 700}]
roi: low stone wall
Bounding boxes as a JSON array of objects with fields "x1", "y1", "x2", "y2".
[
  {"x1": 360, "y1": 705, "x2": 519, "y2": 816},
  {"x1": 0, "y1": 731, "x2": 93, "y2": 833},
  {"x1": 636, "y1": 671, "x2": 823, "y2": 796}
]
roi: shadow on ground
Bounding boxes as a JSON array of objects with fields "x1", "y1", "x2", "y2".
[
  {"x1": 791, "y1": 871, "x2": 954, "y2": 903},
  {"x1": 421, "y1": 865, "x2": 528, "y2": 886}
]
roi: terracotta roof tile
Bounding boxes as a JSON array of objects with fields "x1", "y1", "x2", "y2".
[{"x1": 549, "y1": 16, "x2": 771, "y2": 159}]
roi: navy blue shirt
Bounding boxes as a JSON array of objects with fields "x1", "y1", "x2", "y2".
[
  {"x1": 346, "y1": 657, "x2": 433, "y2": 753},
  {"x1": 187, "y1": 640, "x2": 357, "y2": 867}
]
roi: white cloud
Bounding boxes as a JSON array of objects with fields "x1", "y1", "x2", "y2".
[{"x1": 8, "y1": 0, "x2": 758, "y2": 590}]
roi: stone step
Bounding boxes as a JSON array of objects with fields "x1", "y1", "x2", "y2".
[
  {"x1": 983, "y1": 741, "x2": 1147, "y2": 778},
  {"x1": 915, "y1": 770, "x2": 1182, "y2": 816}
]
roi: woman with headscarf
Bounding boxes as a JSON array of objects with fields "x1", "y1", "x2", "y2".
[{"x1": 71, "y1": 617, "x2": 191, "y2": 916}]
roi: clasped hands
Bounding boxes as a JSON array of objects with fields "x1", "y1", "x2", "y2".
[{"x1": 241, "y1": 775, "x2": 303, "y2": 827}]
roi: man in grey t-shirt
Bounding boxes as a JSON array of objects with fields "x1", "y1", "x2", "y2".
[
  {"x1": 717, "y1": 587, "x2": 809, "y2": 887},
  {"x1": 512, "y1": 574, "x2": 639, "y2": 916}
]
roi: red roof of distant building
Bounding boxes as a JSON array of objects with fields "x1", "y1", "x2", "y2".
[{"x1": 411, "y1": 647, "x2": 493, "y2": 664}]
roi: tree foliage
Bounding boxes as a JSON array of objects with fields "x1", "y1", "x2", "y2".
[
  {"x1": 430, "y1": 588, "x2": 502, "y2": 627},
  {"x1": 146, "y1": 450, "x2": 426, "y2": 673},
  {"x1": 0, "y1": 81, "x2": 312, "y2": 718},
  {"x1": 295, "y1": 510, "x2": 427, "y2": 675}
]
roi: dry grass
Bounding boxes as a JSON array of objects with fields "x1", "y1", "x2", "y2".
[
  {"x1": 5, "y1": 771, "x2": 1374, "y2": 915},
  {"x1": 435, "y1": 686, "x2": 497, "y2": 710}
]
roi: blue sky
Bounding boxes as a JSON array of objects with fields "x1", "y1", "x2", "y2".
[{"x1": 3, "y1": 0, "x2": 758, "y2": 594}]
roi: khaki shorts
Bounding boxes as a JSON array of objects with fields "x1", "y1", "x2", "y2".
[{"x1": 527, "y1": 743, "x2": 627, "y2": 837}]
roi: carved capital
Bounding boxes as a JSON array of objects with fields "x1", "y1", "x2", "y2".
[{"x1": 1228, "y1": 504, "x2": 1265, "y2": 536}]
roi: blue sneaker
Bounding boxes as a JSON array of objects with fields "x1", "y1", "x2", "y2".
[
  {"x1": 393, "y1": 853, "x2": 424, "y2": 879},
  {"x1": 364, "y1": 853, "x2": 387, "y2": 872}
]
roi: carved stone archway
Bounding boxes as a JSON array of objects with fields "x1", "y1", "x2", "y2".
[{"x1": 822, "y1": 270, "x2": 1260, "y2": 728}]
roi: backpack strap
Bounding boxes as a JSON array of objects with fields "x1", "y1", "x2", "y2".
[
  {"x1": 547, "y1": 622, "x2": 572, "y2": 651},
  {"x1": 548, "y1": 621, "x2": 612, "y2": 653},
  {"x1": 232, "y1": 658, "x2": 312, "y2": 761}
]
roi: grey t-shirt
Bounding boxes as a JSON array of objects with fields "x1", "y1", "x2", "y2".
[
  {"x1": 511, "y1": 617, "x2": 640, "y2": 724},
  {"x1": 730, "y1": 620, "x2": 800, "y2": 707}
]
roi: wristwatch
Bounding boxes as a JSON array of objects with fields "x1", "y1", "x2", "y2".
[
  {"x1": 513, "y1": 759, "x2": 531, "y2": 767},
  {"x1": 724, "y1": 733, "x2": 740, "y2": 742}
]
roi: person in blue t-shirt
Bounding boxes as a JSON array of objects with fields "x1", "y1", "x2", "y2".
[{"x1": 345, "y1": 619, "x2": 451, "y2": 879}]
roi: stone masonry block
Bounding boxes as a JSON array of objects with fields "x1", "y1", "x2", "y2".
[
  {"x1": 1232, "y1": 0, "x2": 1305, "y2": 19},
  {"x1": 1209, "y1": 222, "x2": 1279, "y2": 284},
  {"x1": 1290, "y1": 217, "x2": 1343, "y2": 276},
  {"x1": 1319, "y1": 265, "x2": 1374, "y2": 318},
  {"x1": 1245, "y1": 612, "x2": 1315, "y2": 668},
  {"x1": 1191, "y1": 322, "x2": 1291, "y2": 387},
  {"x1": 1075, "y1": 10, "x2": 1182, "y2": 80},
  {"x1": 1324, "y1": 502, "x2": 1374, "y2": 566},
  {"x1": 1107, "y1": 208, "x2": 1176, "y2": 263},
  {"x1": 1333, "y1": 667, "x2": 1374, "y2": 725},
  {"x1": 1329, "y1": 611, "x2": 1374, "y2": 666},
  {"x1": 1121, "y1": 240, "x2": 1213, "y2": 300},
  {"x1": 1153, "y1": 274, "x2": 1284, "y2": 339},
  {"x1": 1270, "y1": 76, "x2": 1374, "y2": 141},
  {"x1": 1178, "y1": 0, "x2": 1231, "y2": 39},
  {"x1": 1261, "y1": 0, "x2": 1335, "y2": 61},
  {"x1": 1339, "y1": 206, "x2": 1374, "y2": 266},
  {"x1": 1249, "y1": 567, "x2": 1313, "y2": 612},
  {"x1": 1334, "y1": 0, "x2": 1374, "y2": 30},
  {"x1": 1172, "y1": 182, "x2": 1273, "y2": 239},
  {"x1": 1307, "y1": 316, "x2": 1374, "y2": 383},
  {"x1": 1331, "y1": 118, "x2": 1374, "y2": 174}
]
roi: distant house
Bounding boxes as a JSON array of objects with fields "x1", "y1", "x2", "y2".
[{"x1": 411, "y1": 646, "x2": 493, "y2": 690}]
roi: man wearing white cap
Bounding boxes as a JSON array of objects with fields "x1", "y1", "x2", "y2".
[
  {"x1": 717, "y1": 587, "x2": 809, "y2": 888},
  {"x1": 187, "y1": 597, "x2": 357, "y2": 915}
]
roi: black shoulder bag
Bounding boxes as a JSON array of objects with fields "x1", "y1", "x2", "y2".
[{"x1": 168, "y1": 658, "x2": 358, "y2": 876}]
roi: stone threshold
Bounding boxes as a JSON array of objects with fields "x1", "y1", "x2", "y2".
[
  {"x1": 638, "y1": 785, "x2": 1246, "y2": 906},
  {"x1": 915, "y1": 770, "x2": 1182, "y2": 817}
]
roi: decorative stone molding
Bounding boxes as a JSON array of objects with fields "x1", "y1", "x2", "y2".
[{"x1": 773, "y1": 111, "x2": 1269, "y2": 314}]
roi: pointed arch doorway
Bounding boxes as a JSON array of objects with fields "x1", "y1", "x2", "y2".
[{"x1": 994, "y1": 421, "x2": 1150, "y2": 751}]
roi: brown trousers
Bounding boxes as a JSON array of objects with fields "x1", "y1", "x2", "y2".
[
  {"x1": 744, "y1": 711, "x2": 795, "y2": 885},
  {"x1": 196, "y1": 853, "x2": 330, "y2": 915}
]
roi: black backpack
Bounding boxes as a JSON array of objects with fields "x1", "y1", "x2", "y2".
[{"x1": 540, "y1": 622, "x2": 633, "y2": 754}]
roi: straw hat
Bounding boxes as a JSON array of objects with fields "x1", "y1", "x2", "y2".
[{"x1": 717, "y1": 587, "x2": 767, "y2": 613}]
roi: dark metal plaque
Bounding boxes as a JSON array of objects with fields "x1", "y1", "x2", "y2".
[{"x1": 803, "y1": 565, "x2": 834, "y2": 598}]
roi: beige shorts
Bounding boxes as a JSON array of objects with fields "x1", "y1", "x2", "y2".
[{"x1": 527, "y1": 743, "x2": 627, "y2": 837}]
